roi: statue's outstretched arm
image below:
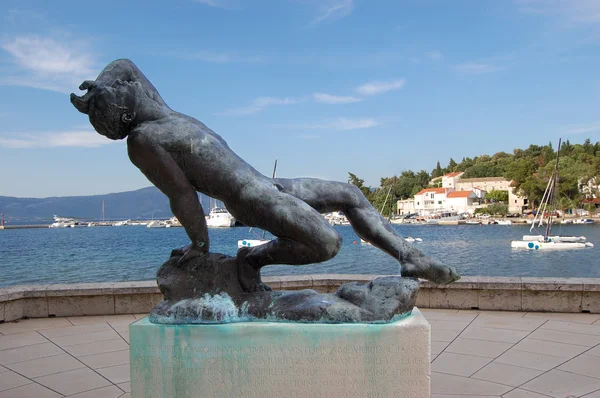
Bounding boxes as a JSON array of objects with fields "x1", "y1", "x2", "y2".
[{"x1": 127, "y1": 133, "x2": 208, "y2": 252}]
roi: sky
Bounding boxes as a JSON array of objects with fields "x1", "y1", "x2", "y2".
[{"x1": 1, "y1": 0, "x2": 600, "y2": 198}]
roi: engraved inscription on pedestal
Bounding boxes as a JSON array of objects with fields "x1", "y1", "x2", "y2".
[{"x1": 130, "y1": 309, "x2": 431, "y2": 398}]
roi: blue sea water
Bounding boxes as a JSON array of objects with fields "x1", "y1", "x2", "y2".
[{"x1": 0, "y1": 223, "x2": 599, "y2": 287}]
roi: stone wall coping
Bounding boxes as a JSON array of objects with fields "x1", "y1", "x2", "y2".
[{"x1": 1, "y1": 275, "x2": 600, "y2": 303}]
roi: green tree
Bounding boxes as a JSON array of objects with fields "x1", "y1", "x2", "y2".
[
  {"x1": 486, "y1": 190, "x2": 508, "y2": 203},
  {"x1": 448, "y1": 158, "x2": 457, "y2": 172},
  {"x1": 348, "y1": 172, "x2": 372, "y2": 199},
  {"x1": 431, "y1": 161, "x2": 443, "y2": 178}
]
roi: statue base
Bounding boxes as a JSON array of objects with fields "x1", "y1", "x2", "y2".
[
  {"x1": 130, "y1": 308, "x2": 431, "y2": 398},
  {"x1": 151, "y1": 252, "x2": 420, "y2": 324}
]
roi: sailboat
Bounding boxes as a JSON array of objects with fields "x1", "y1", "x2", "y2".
[
  {"x1": 511, "y1": 139, "x2": 593, "y2": 250},
  {"x1": 361, "y1": 185, "x2": 423, "y2": 245},
  {"x1": 238, "y1": 160, "x2": 277, "y2": 248}
]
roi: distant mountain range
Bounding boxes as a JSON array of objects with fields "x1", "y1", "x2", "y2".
[{"x1": 0, "y1": 187, "x2": 215, "y2": 222}]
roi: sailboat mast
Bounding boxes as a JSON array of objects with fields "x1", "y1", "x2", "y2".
[
  {"x1": 261, "y1": 159, "x2": 278, "y2": 239},
  {"x1": 545, "y1": 139, "x2": 561, "y2": 238}
]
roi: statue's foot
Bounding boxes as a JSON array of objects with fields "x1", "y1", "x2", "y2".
[
  {"x1": 236, "y1": 248, "x2": 272, "y2": 292},
  {"x1": 402, "y1": 256, "x2": 460, "y2": 285}
]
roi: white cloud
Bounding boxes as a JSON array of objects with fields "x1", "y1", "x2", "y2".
[
  {"x1": 455, "y1": 62, "x2": 504, "y2": 74},
  {"x1": 0, "y1": 35, "x2": 97, "y2": 94},
  {"x1": 427, "y1": 51, "x2": 443, "y2": 60},
  {"x1": 313, "y1": 0, "x2": 353, "y2": 24},
  {"x1": 221, "y1": 97, "x2": 298, "y2": 116},
  {"x1": 313, "y1": 92, "x2": 362, "y2": 104},
  {"x1": 517, "y1": 0, "x2": 600, "y2": 24},
  {"x1": 306, "y1": 117, "x2": 379, "y2": 131},
  {"x1": 0, "y1": 131, "x2": 117, "y2": 148},
  {"x1": 566, "y1": 123, "x2": 600, "y2": 135},
  {"x1": 356, "y1": 80, "x2": 405, "y2": 96}
]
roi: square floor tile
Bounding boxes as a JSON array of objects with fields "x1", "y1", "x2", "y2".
[
  {"x1": 0, "y1": 342, "x2": 64, "y2": 365},
  {"x1": 65, "y1": 339, "x2": 129, "y2": 358},
  {"x1": 0, "y1": 370, "x2": 31, "y2": 392},
  {"x1": 495, "y1": 349, "x2": 567, "y2": 371},
  {"x1": 429, "y1": 320, "x2": 471, "y2": 331},
  {"x1": 431, "y1": 341, "x2": 450, "y2": 356},
  {"x1": 445, "y1": 338, "x2": 513, "y2": 358},
  {"x1": 49, "y1": 330, "x2": 121, "y2": 348},
  {"x1": 542, "y1": 321, "x2": 600, "y2": 336},
  {"x1": 512, "y1": 338, "x2": 588, "y2": 359},
  {"x1": 527, "y1": 328, "x2": 600, "y2": 347},
  {"x1": 97, "y1": 364, "x2": 130, "y2": 384},
  {"x1": 66, "y1": 385, "x2": 124, "y2": 397},
  {"x1": 0, "y1": 332, "x2": 47, "y2": 350},
  {"x1": 503, "y1": 389, "x2": 553, "y2": 398},
  {"x1": 432, "y1": 329, "x2": 460, "y2": 342},
  {"x1": 67, "y1": 315, "x2": 135, "y2": 326},
  {"x1": 460, "y1": 326, "x2": 529, "y2": 344},
  {"x1": 471, "y1": 362, "x2": 543, "y2": 387},
  {"x1": 558, "y1": 354, "x2": 600, "y2": 379},
  {"x1": 35, "y1": 367, "x2": 111, "y2": 396},
  {"x1": 117, "y1": 382, "x2": 131, "y2": 392},
  {"x1": 0, "y1": 382, "x2": 61, "y2": 398},
  {"x1": 79, "y1": 350, "x2": 129, "y2": 369},
  {"x1": 471, "y1": 316, "x2": 545, "y2": 332},
  {"x1": 581, "y1": 389, "x2": 600, "y2": 397},
  {"x1": 588, "y1": 344, "x2": 600, "y2": 358},
  {"x1": 521, "y1": 369, "x2": 600, "y2": 397},
  {"x1": 523, "y1": 312, "x2": 600, "y2": 324},
  {"x1": 107, "y1": 320, "x2": 135, "y2": 333},
  {"x1": 117, "y1": 331, "x2": 129, "y2": 344},
  {"x1": 0, "y1": 318, "x2": 72, "y2": 335},
  {"x1": 6, "y1": 353, "x2": 84, "y2": 378},
  {"x1": 422, "y1": 310, "x2": 476, "y2": 322},
  {"x1": 431, "y1": 372, "x2": 512, "y2": 396},
  {"x1": 40, "y1": 323, "x2": 111, "y2": 339},
  {"x1": 432, "y1": 352, "x2": 490, "y2": 377}
]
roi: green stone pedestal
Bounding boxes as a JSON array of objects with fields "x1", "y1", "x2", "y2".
[{"x1": 130, "y1": 308, "x2": 430, "y2": 398}]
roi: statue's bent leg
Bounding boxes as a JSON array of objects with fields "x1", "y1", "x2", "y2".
[
  {"x1": 275, "y1": 178, "x2": 460, "y2": 284},
  {"x1": 235, "y1": 189, "x2": 343, "y2": 292}
]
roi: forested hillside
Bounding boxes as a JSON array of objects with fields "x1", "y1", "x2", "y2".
[{"x1": 349, "y1": 139, "x2": 600, "y2": 216}]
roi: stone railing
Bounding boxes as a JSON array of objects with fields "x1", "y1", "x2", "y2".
[{"x1": 1, "y1": 275, "x2": 599, "y2": 322}]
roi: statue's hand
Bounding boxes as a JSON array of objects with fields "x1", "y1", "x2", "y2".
[{"x1": 176, "y1": 243, "x2": 207, "y2": 267}]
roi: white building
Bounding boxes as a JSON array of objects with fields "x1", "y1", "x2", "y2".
[
  {"x1": 413, "y1": 188, "x2": 450, "y2": 215},
  {"x1": 446, "y1": 190, "x2": 479, "y2": 214},
  {"x1": 396, "y1": 199, "x2": 416, "y2": 216},
  {"x1": 442, "y1": 172, "x2": 464, "y2": 189}
]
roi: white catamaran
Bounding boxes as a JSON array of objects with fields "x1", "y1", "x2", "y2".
[{"x1": 511, "y1": 139, "x2": 594, "y2": 250}]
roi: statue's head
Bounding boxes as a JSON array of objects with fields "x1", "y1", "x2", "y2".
[{"x1": 71, "y1": 79, "x2": 142, "y2": 140}]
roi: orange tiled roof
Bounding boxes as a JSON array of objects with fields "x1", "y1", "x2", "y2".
[
  {"x1": 444, "y1": 172, "x2": 463, "y2": 178},
  {"x1": 415, "y1": 187, "x2": 447, "y2": 196},
  {"x1": 447, "y1": 190, "x2": 473, "y2": 198}
]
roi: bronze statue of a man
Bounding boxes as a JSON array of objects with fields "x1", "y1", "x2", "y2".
[{"x1": 71, "y1": 59, "x2": 459, "y2": 292}]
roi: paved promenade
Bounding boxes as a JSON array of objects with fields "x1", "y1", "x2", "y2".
[{"x1": 0, "y1": 309, "x2": 599, "y2": 397}]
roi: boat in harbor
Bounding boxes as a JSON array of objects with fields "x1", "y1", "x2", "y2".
[
  {"x1": 49, "y1": 215, "x2": 76, "y2": 228},
  {"x1": 147, "y1": 220, "x2": 170, "y2": 228},
  {"x1": 574, "y1": 218, "x2": 595, "y2": 224},
  {"x1": 424, "y1": 211, "x2": 464, "y2": 224},
  {"x1": 511, "y1": 139, "x2": 594, "y2": 250},
  {"x1": 361, "y1": 237, "x2": 423, "y2": 244}
]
